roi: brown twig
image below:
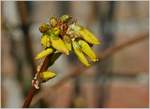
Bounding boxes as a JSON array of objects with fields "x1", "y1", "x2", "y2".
[
  {"x1": 22, "y1": 53, "x2": 60, "y2": 107},
  {"x1": 17, "y1": 2, "x2": 36, "y2": 76},
  {"x1": 22, "y1": 86, "x2": 37, "y2": 108},
  {"x1": 31, "y1": 32, "x2": 148, "y2": 106}
]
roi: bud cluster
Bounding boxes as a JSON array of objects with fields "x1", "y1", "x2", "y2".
[{"x1": 35, "y1": 15, "x2": 101, "y2": 83}]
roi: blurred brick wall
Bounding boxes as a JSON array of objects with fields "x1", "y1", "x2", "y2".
[{"x1": 105, "y1": 79, "x2": 149, "y2": 108}]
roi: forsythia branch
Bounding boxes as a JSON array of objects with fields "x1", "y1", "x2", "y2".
[
  {"x1": 31, "y1": 32, "x2": 148, "y2": 106},
  {"x1": 22, "y1": 53, "x2": 61, "y2": 107},
  {"x1": 23, "y1": 15, "x2": 101, "y2": 108},
  {"x1": 22, "y1": 15, "x2": 148, "y2": 108}
]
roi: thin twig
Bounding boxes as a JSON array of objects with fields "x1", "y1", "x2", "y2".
[
  {"x1": 22, "y1": 86, "x2": 37, "y2": 108},
  {"x1": 100, "y1": 32, "x2": 149, "y2": 60},
  {"x1": 31, "y1": 32, "x2": 148, "y2": 106},
  {"x1": 22, "y1": 53, "x2": 61, "y2": 108},
  {"x1": 17, "y1": 2, "x2": 36, "y2": 76}
]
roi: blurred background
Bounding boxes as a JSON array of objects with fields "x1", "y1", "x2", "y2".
[{"x1": 1, "y1": 1, "x2": 149, "y2": 108}]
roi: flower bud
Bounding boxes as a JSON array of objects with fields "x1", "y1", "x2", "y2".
[
  {"x1": 49, "y1": 17, "x2": 57, "y2": 27},
  {"x1": 60, "y1": 15, "x2": 72, "y2": 23},
  {"x1": 53, "y1": 27, "x2": 61, "y2": 35},
  {"x1": 40, "y1": 71, "x2": 56, "y2": 82},
  {"x1": 39, "y1": 23, "x2": 49, "y2": 33}
]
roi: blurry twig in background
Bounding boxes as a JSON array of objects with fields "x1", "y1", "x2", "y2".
[
  {"x1": 101, "y1": 33, "x2": 148, "y2": 60},
  {"x1": 17, "y1": 1, "x2": 36, "y2": 76},
  {"x1": 31, "y1": 32, "x2": 148, "y2": 106},
  {"x1": 2, "y1": 19, "x2": 24, "y2": 83},
  {"x1": 95, "y1": 2, "x2": 116, "y2": 107}
]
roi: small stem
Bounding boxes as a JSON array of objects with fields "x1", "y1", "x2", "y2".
[
  {"x1": 22, "y1": 86, "x2": 37, "y2": 108},
  {"x1": 22, "y1": 53, "x2": 61, "y2": 108}
]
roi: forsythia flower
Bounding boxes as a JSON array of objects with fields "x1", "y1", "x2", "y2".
[{"x1": 35, "y1": 15, "x2": 101, "y2": 83}]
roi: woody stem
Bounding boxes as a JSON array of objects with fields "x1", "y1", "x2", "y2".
[{"x1": 22, "y1": 53, "x2": 61, "y2": 108}]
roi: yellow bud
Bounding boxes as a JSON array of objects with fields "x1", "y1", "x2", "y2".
[
  {"x1": 53, "y1": 27, "x2": 61, "y2": 35},
  {"x1": 35, "y1": 48, "x2": 53, "y2": 60},
  {"x1": 49, "y1": 17, "x2": 57, "y2": 27},
  {"x1": 50, "y1": 34, "x2": 69, "y2": 55},
  {"x1": 72, "y1": 40, "x2": 90, "y2": 67},
  {"x1": 41, "y1": 35, "x2": 51, "y2": 48},
  {"x1": 63, "y1": 35, "x2": 72, "y2": 51},
  {"x1": 40, "y1": 71, "x2": 56, "y2": 82},
  {"x1": 78, "y1": 40, "x2": 97, "y2": 62},
  {"x1": 60, "y1": 14, "x2": 71, "y2": 23},
  {"x1": 80, "y1": 28, "x2": 100, "y2": 45}
]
